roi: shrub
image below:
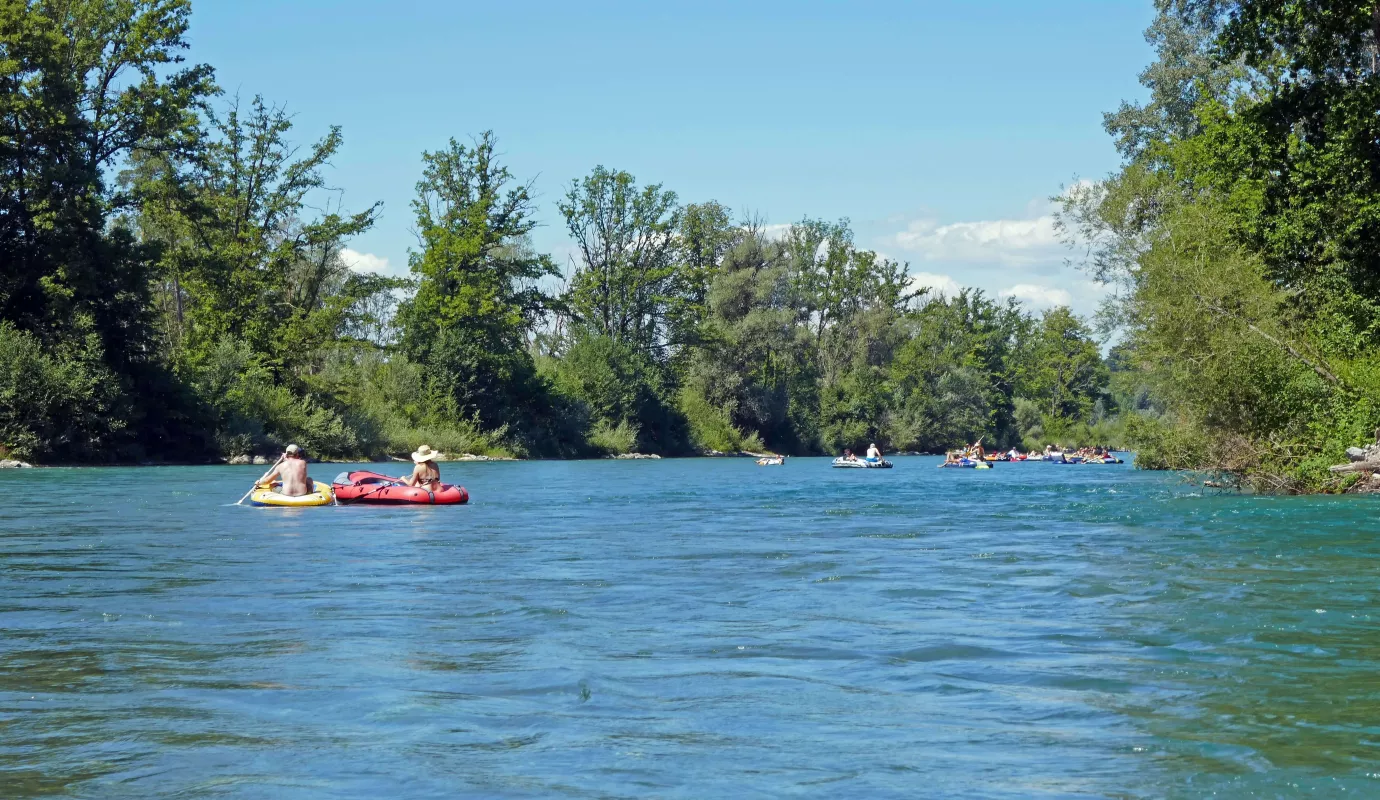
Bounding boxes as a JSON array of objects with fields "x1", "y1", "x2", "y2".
[
  {"x1": 588, "y1": 419, "x2": 640, "y2": 455},
  {"x1": 0, "y1": 323, "x2": 125, "y2": 462},
  {"x1": 677, "y1": 385, "x2": 769, "y2": 453}
]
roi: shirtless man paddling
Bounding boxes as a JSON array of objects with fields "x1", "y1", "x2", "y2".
[{"x1": 260, "y1": 444, "x2": 312, "y2": 497}]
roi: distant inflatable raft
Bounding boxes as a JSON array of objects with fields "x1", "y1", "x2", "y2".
[
  {"x1": 833, "y1": 457, "x2": 893, "y2": 469},
  {"x1": 332, "y1": 471, "x2": 469, "y2": 505},
  {"x1": 939, "y1": 459, "x2": 991, "y2": 469},
  {"x1": 250, "y1": 480, "x2": 333, "y2": 507}
]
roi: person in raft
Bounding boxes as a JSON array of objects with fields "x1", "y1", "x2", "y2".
[
  {"x1": 399, "y1": 444, "x2": 443, "y2": 490},
  {"x1": 841, "y1": 448, "x2": 858, "y2": 462},
  {"x1": 260, "y1": 444, "x2": 312, "y2": 496},
  {"x1": 866, "y1": 443, "x2": 882, "y2": 462}
]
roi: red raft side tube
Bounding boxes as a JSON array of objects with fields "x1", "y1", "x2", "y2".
[{"x1": 332, "y1": 471, "x2": 469, "y2": 505}]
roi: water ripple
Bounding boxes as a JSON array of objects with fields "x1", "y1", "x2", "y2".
[{"x1": 2, "y1": 457, "x2": 1377, "y2": 797}]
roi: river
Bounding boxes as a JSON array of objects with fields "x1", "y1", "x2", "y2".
[{"x1": 1, "y1": 457, "x2": 1376, "y2": 797}]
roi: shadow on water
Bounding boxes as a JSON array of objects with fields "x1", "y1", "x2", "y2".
[{"x1": 1, "y1": 459, "x2": 1377, "y2": 797}]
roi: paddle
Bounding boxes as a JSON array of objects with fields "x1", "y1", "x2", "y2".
[{"x1": 235, "y1": 455, "x2": 284, "y2": 506}]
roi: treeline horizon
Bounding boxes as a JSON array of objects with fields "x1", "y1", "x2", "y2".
[{"x1": 0, "y1": 0, "x2": 1135, "y2": 465}]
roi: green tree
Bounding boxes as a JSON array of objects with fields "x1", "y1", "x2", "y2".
[
  {"x1": 886, "y1": 291, "x2": 1032, "y2": 452},
  {"x1": 1022, "y1": 307, "x2": 1109, "y2": 423},
  {"x1": 560, "y1": 167, "x2": 681, "y2": 355},
  {"x1": 679, "y1": 224, "x2": 812, "y2": 452},
  {"x1": 666, "y1": 200, "x2": 735, "y2": 356},
  {"x1": 0, "y1": 0, "x2": 215, "y2": 460},
  {"x1": 396, "y1": 132, "x2": 565, "y2": 449},
  {"x1": 130, "y1": 96, "x2": 384, "y2": 370}
]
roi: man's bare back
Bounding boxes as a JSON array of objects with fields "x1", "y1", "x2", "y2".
[
  {"x1": 263, "y1": 446, "x2": 311, "y2": 496},
  {"x1": 277, "y1": 458, "x2": 310, "y2": 496}
]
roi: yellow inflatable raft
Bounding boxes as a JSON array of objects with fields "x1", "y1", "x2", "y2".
[{"x1": 249, "y1": 481, "x2": 333, "y2": 507}]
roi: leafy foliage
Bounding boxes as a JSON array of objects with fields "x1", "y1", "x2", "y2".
[
  {"x1": 0, "y1": 1, "x2": 1121, "y2": 464},
  {"x1": 1064, "y1": 0, "x2": 1380, "y2": 491}
]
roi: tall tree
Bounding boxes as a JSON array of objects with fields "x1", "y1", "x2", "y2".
[
  {"x1": 130, "y1": 96, "x2": 382, "y2": 370},
  {"x1": 559, "y1": 166, "x2": 680, "y2": 354},
  {"x1": 666, "y1": 200, "x2": 735, "y2": 354},
  {"x1": 397, "y1": 132, "x2": 559, "y2": 433},
  {"x1": 1022, "y1": 307, "x2": 1109, "y2": 422},
  {"x1": 0, "y1": 0, "x2": 215, "y2": 459}
]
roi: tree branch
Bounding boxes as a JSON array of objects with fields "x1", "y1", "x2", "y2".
[{"x1": 1193, "y1": 294, "x2": 1341, "y2": 386}]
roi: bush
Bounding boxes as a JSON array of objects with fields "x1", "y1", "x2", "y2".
[
  {"x1": 0, "y1": 323, "x2": 125, "y2": 462},
  {"x1": 588, "y1": 419, "x2": 640, "y2": 455},
  {"x1": 546, "y1": 333, "x2": 690, "y2": 455},
  {"x1": 677, "y1": 384, "x2": 764, "y2": 453}
]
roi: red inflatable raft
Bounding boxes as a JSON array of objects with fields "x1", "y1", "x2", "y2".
[{"x1": 331, "y1": 471, "x2": 469, "y2": 505}]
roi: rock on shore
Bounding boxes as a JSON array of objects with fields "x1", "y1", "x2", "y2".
[
  {"x1": 1331, "y1": 440, "x2": 1380, "y2": 491},
  {"x1": 0, "y1": 459, "x2": 33, "y2": 468}
]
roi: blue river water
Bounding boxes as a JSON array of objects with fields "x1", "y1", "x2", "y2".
[{"x1": 1, "y1": 457, "x2": 1378, "y2": 798}]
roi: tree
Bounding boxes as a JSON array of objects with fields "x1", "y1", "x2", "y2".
[
  {"x1": 1103, "y1": 7, "x2": 1243, "y2": 161},
  {"x1": 559, "y1": 167, "x2": 681, "y2": 355},
  {"x1": 679, "y1": 224, "x2": 812, "y2": 452},
  {"x1": 887, "y1": 291, "x2": 1032, "y2": 452},
  {"x1": 1023, "y1": 307, "x2": 1108, "y2": 423},
  {"x1": 0, "y1": 0, "x2": 215, "y2": 460},
  {"x1": 396, "y1": 132, "x2": 561, "y2": 441},
  {"x1": 666, "y1": 200, "x2": 735, "y2": 356},
  {"x1": 130, "y1": 96, "x2": 383, "y2": 370}
]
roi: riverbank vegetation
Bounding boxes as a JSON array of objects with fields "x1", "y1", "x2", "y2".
[
  {"x1": 1064, "y1": 0, "x2": 1380, "y2": 491},
  {"x1": 0, "y1": 0, "x2": 1129, "y2": 464}
]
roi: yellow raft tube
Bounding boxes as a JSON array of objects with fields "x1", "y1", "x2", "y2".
[{"x1": 249, "y1": 480, "x2": 333, "y2": 507}]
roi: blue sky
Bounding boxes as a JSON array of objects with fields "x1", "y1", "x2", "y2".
[{"x1": 187, "y1": 0, "x2": 1155, "y2": 314}]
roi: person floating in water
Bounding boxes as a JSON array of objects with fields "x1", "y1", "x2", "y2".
[{"x1": 260, "y1": 444, "x2": 312, "y2": 496}]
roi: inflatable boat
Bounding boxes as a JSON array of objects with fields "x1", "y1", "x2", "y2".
[
  {"x1": 939, "y1": 459, "x2": 991, "y2": 469},
  {"x1": 331, "y1": 471, "x2": 469, "y2": 505},
  {"x1": 833, "y1": 457, "x2": 893, "y2": 469},
  {"x1": 250, "y1": 480, "x2": 333, "y2": 507}
]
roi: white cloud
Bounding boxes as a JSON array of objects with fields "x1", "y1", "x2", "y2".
[
  {"x1": 760, "y1": 222, "x2": 793, "y2": 241},
  {"x1": 891, "y1": 214, "x2": 1063, "y2": 268},
  {"x1": 1000, "y1": 283, "x2": 1072, "y2": 308},
  {"x1": 907, "y1": 271, "x2": 962, "y2": 297},
  {"x1": 339, "y1": 248, "x2": 401, "y2": 276}
]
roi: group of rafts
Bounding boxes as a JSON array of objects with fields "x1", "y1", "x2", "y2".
[
  {"x1": 755, "y1": 442, "x2": 1124, "y2": 470},
  {"x1": 247, "y1": 447, "x2": 469, "y2": 508},
  {"x1": 249, "y1": 473, "x2": 470, "y2": 507},
  {"x1": 941, "y1": 443, "x2": 1123, "y2": 469},
  {"x1": 812, "y1": 442, "x2": 1123, "y2": 470}
]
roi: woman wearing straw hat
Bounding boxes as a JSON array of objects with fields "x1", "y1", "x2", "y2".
[{"x1": 399, "y1": 445, "x2": 444, "y2": 491}]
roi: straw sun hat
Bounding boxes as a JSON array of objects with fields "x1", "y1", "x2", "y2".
[{"x1": 411, "y1": 445, "x2": 443, "y2": 463}]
